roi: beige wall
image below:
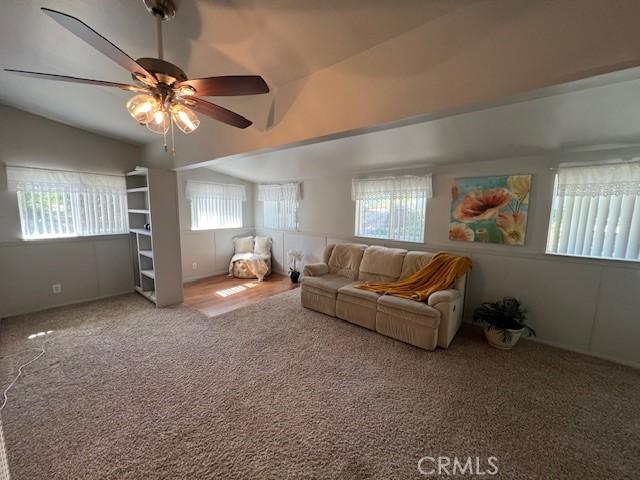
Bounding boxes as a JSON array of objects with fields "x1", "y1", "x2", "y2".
[
  {"x1": 0, "y1": 105, "x2": 144, "y2": 317},
  {"x1": 177, "y1": 168, "x2": 255, "y2": 282},
  {"x1": 254, "y1": 154, "x2": 640, "y2": 367}
]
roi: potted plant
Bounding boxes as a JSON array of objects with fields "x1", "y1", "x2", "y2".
[
  {"x1": 287, "y1": 250, "x2": 303, "y2": 283},
  {"x1": 473, "y1": 296, "x2": 535, "y2": 350}
]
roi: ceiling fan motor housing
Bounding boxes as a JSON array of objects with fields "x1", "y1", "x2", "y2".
[
  {"x1": 135, "y1": 57, "x2": 188, "y2": 85},
  {"x1": 143, "y1": 0, "x2": 176, "y2": 21}
]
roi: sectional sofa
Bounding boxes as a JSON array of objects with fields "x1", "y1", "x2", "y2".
[{"x1": 301, "y1": 243, "x2": 468, "y2": 350}]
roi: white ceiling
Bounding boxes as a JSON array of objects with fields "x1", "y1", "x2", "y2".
[
  {"x1": 0, "y1": 0, "x2": 478, "y2": 144},
  {"x1": 203, "y1": 73, "x2": 640, "y2": 182}
]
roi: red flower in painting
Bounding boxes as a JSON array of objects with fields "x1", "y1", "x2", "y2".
[
  {"x1": 453, "y1": 188, "x2": 512, "y2": 222},
  {"x1": 449, "y1": 223, "x2": 474, "y2": 242}
]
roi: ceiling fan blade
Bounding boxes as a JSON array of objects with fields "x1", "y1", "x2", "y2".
[
  {"x1": 186, "y1": 98, "x2": 252, "y2": 129},
  {"x1": 41, "y1": 8, "x2": 156, "y2": 86},
  {"x1": 4, "y1": 69, "x2": 148, "y2": 93},
  {"x1": 176, "y1": 76, "x2": 269, "y2": 97}
]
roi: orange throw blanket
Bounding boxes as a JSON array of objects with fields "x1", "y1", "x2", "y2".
[{"x1": 355, "y1": 252, "x2": 472, "y2": 302}]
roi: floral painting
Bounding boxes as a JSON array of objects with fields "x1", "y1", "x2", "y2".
[{"x1": 449, "y1": 175, "x2": 531, "y2": 246}]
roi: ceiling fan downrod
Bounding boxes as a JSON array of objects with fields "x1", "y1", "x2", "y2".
[
  {"x1": 143, "y1": 0, "x2": 176, "y2": 60},
  {"x1": 156, "y1": 16, "x2": 164, "y2": 60}
]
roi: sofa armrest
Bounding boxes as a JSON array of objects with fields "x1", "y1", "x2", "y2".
[
  {"x1": 427, "y1": 289, "x2": 461, "y2": 306},
  {"x1": 303, "y1": 263, "x2": 329, "y2": 277},
  {"x1": 427, "y1": 289, "x2": 464, "y2": 349}
]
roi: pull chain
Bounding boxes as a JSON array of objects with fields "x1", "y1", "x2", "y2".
[
  {"x1": 163, "y1": 115, "x2": 168, "y2": 152},
  {"x1": 170, "y1": 112, "x2": 176, "y2": 157}
]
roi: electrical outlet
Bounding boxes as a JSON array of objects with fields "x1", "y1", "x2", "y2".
[
  {"x1": 52, "y1": 284, "x2": 62, "y2": 294},
  {"x1": 192, "y1": 262, "x2": 198, "y2": 270}
]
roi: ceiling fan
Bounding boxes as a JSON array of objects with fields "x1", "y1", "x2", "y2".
[{"x1": 4, "y1": 0, "x2": 269, "y2": 152}]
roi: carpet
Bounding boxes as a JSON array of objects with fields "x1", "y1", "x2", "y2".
[{"x1": 0, "y1": 291, "x2": 638, "y2": 479}]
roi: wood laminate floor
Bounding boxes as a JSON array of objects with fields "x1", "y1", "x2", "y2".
[{"x1": 183, "y1": 273, "x2": 299, "y2": 317}]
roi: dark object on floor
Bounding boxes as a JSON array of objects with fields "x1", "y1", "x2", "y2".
[{"x1": 289, "y1": 270, "x2": 300, "y2": 283}]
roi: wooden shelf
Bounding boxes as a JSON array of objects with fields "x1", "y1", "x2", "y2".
[
  {"x1": 127, "y1": 167, "x2": 183, "y2": 307},
  {"x1": 130, "y1": 228, "x2": 151, "y2": 236},
  {"x1": 126, "y1": 168, "x2": 148, "y2": 177},
  {"x1": 141, "y1": 269, "x2": 155, "y2": 280},
  {"x1": 135, "y1": 286, "x2": 156, "y2": 304}
]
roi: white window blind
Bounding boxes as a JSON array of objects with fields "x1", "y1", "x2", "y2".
[
  {"x1": 546, "y1": 162, "x2": 640, "y2": 261},
  {"x1": 7, "y1": 166, "x2": 128, "y2": 240},
  {"x1": 186, "y1": 181, "x2": 245, "y2": 230},
  {"x1": 352, "y1": 175, "x2": 432, "y2": 243},
  {"x1": 258, "y1": 183, "x2": 300, "y2": 231}
]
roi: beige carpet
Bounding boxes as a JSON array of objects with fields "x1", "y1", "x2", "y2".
[{"x1": 0, "y1": 291, "x2": 638, "y2": 479}]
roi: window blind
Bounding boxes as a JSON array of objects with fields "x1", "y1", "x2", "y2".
[
  {"x1": 546, "y1": 162, "x2": 640, "y2": 261},
  {"x1": 352, "y1": 175, "x2": 432, "y2": 243},
  {"x1": 258, "y1": 183, "x2": 300, "y2": 230},
  {"x1": 186, "y1": 181, "x2": 245, "y2": 229},
  {"x1": 6, "y1": 166, "x2": 128, "y2": 239}
]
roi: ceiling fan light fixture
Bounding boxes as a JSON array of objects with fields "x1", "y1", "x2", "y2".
[
  {"x1": 126, "y1": 94, "x2": 158, "y2": 124},
  {"x1": 175, "y1": 84, "x2": 196, "y2": 97},
  {"x1": 146, "y1": 109, "x2": 170, "y2": 134},
  {"x1": 171, "y1": 104, "x2": 200, "y2": 134}
]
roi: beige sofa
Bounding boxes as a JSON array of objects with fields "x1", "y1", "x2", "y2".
[{"x1": 301, "y1": 244, "x2": 467, "y2": 350}]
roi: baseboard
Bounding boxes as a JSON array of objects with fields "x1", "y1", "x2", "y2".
[
  {"x1": 525, "y1": 336, "x2": 640, "y2": 370},
  {"x1": 462, "y1": 319, "x2": 639, "y2": 369},
  {"x1": 182, "y1": 269, "x2": 229, "y2": 284},
  {"x1": 1, "y1": 289, "x2": 135, "y2": 319}
]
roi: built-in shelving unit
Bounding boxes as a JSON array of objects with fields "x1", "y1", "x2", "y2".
[{"x1": 126, "y1": 167, "x2": 183, "y2": 307}]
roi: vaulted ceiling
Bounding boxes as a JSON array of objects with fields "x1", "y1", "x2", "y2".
[
  {"x1": 2, "y1": 0, "x2": 640, "y2": 172},
  {"x1": 0, "y1": 0, "x2": 478, "y2": 144},
  {"x1": 204, "y1": 71, "x2": 640, "y2": 182}
]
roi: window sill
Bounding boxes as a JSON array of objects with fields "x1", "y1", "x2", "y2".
[
  {"x1": 544, "y1": 251, "x2": 640, "y2": 266},
  {"x1": 0, "y1": 233, "x2": 129, "y2": 247},
  {"x1": 262, "y1": 227, "x2": 299, "y2": 232},
  {"x1": 353, "y1": 235, "x2": 425, "y2": 245},
  {"x1": 189, "y1": 226, "x2": 247, "y2": 232}
]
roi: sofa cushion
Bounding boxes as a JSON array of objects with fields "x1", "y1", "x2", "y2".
[
  {"x1": 358, "y1": 246, "x2": 407, "y2": 283},
  {"x1": 399, "y1": 251, "x2": 436, "y2": 279},
  {"x1": 327, "y1": 243, "x2": 367, "y2": 280},
  {"x1": 377, "y1": 294, "x2": 440, "y2": 318},
  {"x1": 337, "y1": 284, "x2": 381, "y2": 304},
  {"x1": 302, "y1": 274, "x2": 354, "y2": 297}
]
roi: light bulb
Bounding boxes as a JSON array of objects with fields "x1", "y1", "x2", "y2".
[
  {"x1": 175, "y1": 85, "x2": 196, "y2": 97},
  {"x1": 126, "y1": 94, "x2": 158, "y2": 124},
  {"x1": 146, "y1": 110, "x2": 170, "y2": 135},
  {"x1": 171, "y1": 104, "x2": 200, "y2": 134}
]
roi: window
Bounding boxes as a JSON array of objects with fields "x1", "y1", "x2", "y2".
[
  {"x1": 352, "y1": 175, "x2": 431, "y2": 243},
  {"x1": 186, "y1": 181, "x2": 245, "y2": 230},
  {"x1": 258, "y1": 183, "x2": 300, "y2": 231},
  {"x1": 546, "y1": 162, "x2": 640, "y2": 261},
  {"x1": 7, "y1": 166, "x2": 128, "y2": 240}
]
